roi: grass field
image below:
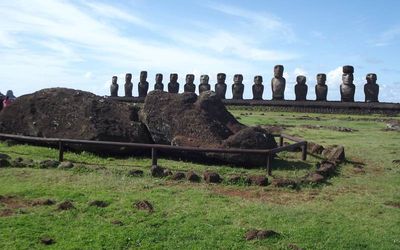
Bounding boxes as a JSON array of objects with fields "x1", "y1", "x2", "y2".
[{"x1": 1, "y1": 108, "x2": 399, "y2": 249}]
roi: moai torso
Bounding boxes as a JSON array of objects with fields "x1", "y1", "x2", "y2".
[
  {"x1": 124, "y1": 73, "x2": 133, "y2": 97},
  {"x1": 184, "y1": 74, "x2": 195, "y2": 93},
  {"x1": 110, "y1": 76, "x2": 119, "y2": 97},
  {"x1": 340, "y1": 65, "x2": 355, "y2": 102},
  {"x1": 168, "y1": 73, "x2": 179, "y2": 93},
  {"x1": 252, "y1": 75, "x2": 264, "y2": 100},
  {"x1": 364, "y1": 73, "x2": 379, "y2": 102},
  {"x1": 154, "y1": 74, "x2": 164, "y2": 91},
  {"x1": 295, "y1": 75, "x2": 308, "y2": 101},
  {"x1": 315, "y1": 73, "x2": 328, "y2": 101},
  {"x1": 199, "y1": 75, "x2": 210, "y2": 94},
  {"x1": 215, "y1": 73, "x2": 227, "y2": 99},
  {"x1": 271, "y1": 65, "x2": 286, "y2": 100},
  {"x1": 232, "y1": 74, "x2": 244, "y2": 100},
  {"x1": 138, "y1": 71, "x2": 149, "y2": 97}
]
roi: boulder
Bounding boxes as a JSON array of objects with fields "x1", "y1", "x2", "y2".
[
  {"x1": 0, "y1": 88, "x2": 153, "y2": 154},
  {"x1": 247, "y1": 175, "x2": 268, "y2": 186},
  {"x1": 315, "y1": 161, "x2": 336, "y2": 177},
  {"x1": 203, "y1": 171, "x2": 222, "y2": 183},
  {"x1": 40, "y1": 160, "x2": 60, "y2": 168},
  {"x1": 186, "y1": 171, "x2": 201, "y2": 182}
]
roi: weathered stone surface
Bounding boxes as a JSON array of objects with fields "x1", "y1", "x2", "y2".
[
  {"x1": 0, "y1": 88, "x2": 153, "y2": 154},
  {"x1": 247, "y1": 175, "x2": 268, "y2": 186},
  {"x1": 364, "y1": 73, "x2": 379, "y2": 102},
  {"x1": 227, "y1": 175, "x2": 250, "y2": 185},
  {"x1": 271, "y1": 65, "x2": 286, "y2": 100},
  {"x1": 134, "y1": 200, "x2": 153, "y2": 212},
  {"x1": 322, "y1": 145, "x2": 345, "y2": 163},
  {"x1": 295, "y1": 75, "x2": 307, "y2": 101},
  {"x1": 39, "y1": 160, "x2": 60, "y2": 168},
  {"x1": 232, "y1": 74, "x2": 244, "y2": 100},
  {"x1": 0, "y1": 159, "x2": 10, "y2": 168},
  {"x1": 252, "y1": 76, "x2": 264, "y2": 100},
  {"x1": 127, "y1": 169, "x2": 144, "y2": 177},
  {"x1": 124, "y1": 73, "x2": 133, "y2": 97},
  {"x1": 307, "y1": 142, "x2": 324, "y2": 154},
  {"x1": 203, "y1": 171, "x2": 222, "y2": 183},
  {"x1": 215, "y1": 73, "x2": 227, "y2": 99},
  {"x1": 154, "y1": 73, "x2": 164, "y2": 91},
  {"x1": 303, "y1": 173, "x2": 325, "y2": 184},
  {"x1": 315, "y1": 161, "x2": 336, "y2": 177},
  {"x1": 138, "y1": 71, "x2": 149, "y2": 97},
  {"x1": 110, "y1": 76, "x2": 119, "y2": 97},
  {"x1": 245, "y1": 229, "x2": 280, "y2": 240},
  {"x1": 315, "y1": 73, "x2": 328, "y2": 101},
  {"x1": 186, "y1": 171, "x2": 201, "y2": 182},
  {"x1": 171, "y1": 172, "x2": 186, "y2": 180},
  {"x1": 57, "y1": 201, "x2": 75, "y2": 210},
  {"x1": 150, "y1": 165, "x2": 165, "y2": 177},
  {"x1": 340, "y1": 65, "x2": 356, "y2": 102},
  {"x1": 58, "y1": 161, "x2": 74, "y2": 169},
  {"x1": 271, "y1": 178, "x2": 298, "y2": 188}
]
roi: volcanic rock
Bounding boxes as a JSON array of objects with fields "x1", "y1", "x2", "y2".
[
  {"x1": 58, "y1": 161, "x2": 74, "y2": 169},
  {"x1": 203, "y1": 171, "x2": 222, "y2": 183},
  {"x1": 247, "y1": 175, "x2": 268, "y2": 186},
  {"x1": 171, "y1": 172, "x2": 186, "y2": 180},
  {"x1": 186, "y1": 171, "x2": 201, "y2": 182},
  {"x1": 322, "y1": 145, "x2": 345, "y2": 163}
]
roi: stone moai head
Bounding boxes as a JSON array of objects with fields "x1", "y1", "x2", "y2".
[
  {"x1": 200, "y1": 74, "x2": 209, "y2": 85},
  {"x1": 217, "y1": 73, "x2": 226, "y2": 83},
  {"x1": 112, "y1": 76, "x2": 118, "y2": 84},
  {"x1": 317, "y1": 73, "x2": 327, "y2": 85},
  {"x1": 155, "y1": 73, "x2": 163, "y2": 83},
  {"x1": 186, "y1": 74, "x2": 195, "y2": 84},
  {"x1": 297, "y1": 75, "x2": 306, "y2": 85},
  {"x1": 274, "y1": 65, "x2": 284, "y2": 78},
  {"x1": 125, "y1": 73, "x2": 132, "y2": 82},
  {"x1": 342, "y1": 65, "x2": 354, "y2": 85},
  {"x1": 170, "y1": 73, "x2": 178, "y2": 82},
  {"x1": 254, "y1": 75, "x2": 263, "y2": 84},
  {"x1": 140, "y1": 71, "x2": 147, "y2": 82},
  {"x1": 366, "y1": 73, "x2": 377, "y2": 84},
  {"x1": 234, "y1": 74, "x2": 243, "y2": 83}
]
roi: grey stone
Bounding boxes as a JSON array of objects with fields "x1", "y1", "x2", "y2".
[
  {"x1": 295, "y1": 75, "x2": 308, "y2": 101},
  {"x1": 364, "y1": 73, "x2": 379, "y2": 102},
  {"x1": 215, "y1": 73, "x2": 227, "y2": 99},
  {"x1": 198, "y1": 75, "x2": 210, "y2": 94},
  {"x1": 138, "y1": 71, "x2": 149, "y2": 97},
  {"x1": 110, "y1": 76, "x2": 118, "y2": 97},
  {"x1": 58, "y1": 161, "x2": 74, "y2": 169},
  {"x1": 252, "y1": 75, "x2": 264, "y2": 100},
  {"x1": 340, "y1": 65, "x2": 356, "y2": 102},
  {"x1": 184, "y1": 74, "x2": 195, "y2": 93},
  {"x1": 168, "y1": 73, "x2": 179, "y2": 93},
  {"x1": 124, "y1": 73, "x2": 133, "y2": 97},
  {"x1": 271, "y1": 65, "x2": 286, "y2": 100},
  {"x1": 315, "y1": 73, "x2": 328, "y2": 101},
  {"x1": 232, "y1": 74, "x2": 244, "y2": 100},
  {"x1": 154, "y1": 73, "x2": 164, "y2": 91}
]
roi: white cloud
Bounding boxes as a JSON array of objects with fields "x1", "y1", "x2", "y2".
[{"x1": 371, "y1": 25, "x2": 400, "y2": 47}]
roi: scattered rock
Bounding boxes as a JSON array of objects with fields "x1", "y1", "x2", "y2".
[
  {"x1": 307, "y1": 141, "x2": 324, "y2": 154},
  {"x1": 203, "y1": 171, "x2": 222, "y2": 183},
  {"x1": 127, "y1": 169, "x2": 144, "y2": 177},
  {"x1": 39, "y1": 160, "x2": 60, "y2": 168},
  {"x1": 186, "y1": 171, "x2": 201, "y2": 182},
  {"x1": 271, "y1": 178, "x2": 298, "y2": 188},
  {"x1": 244, "y1": 229, "x2": 259, "y2": 240},
  {"x1": 11, "y1": 157, "x2": 29, "y2": 168},
  {"x1": 227, "y1": 175, "x2": 250, "y2": 185},
  {"x1": 245, "y1": 229, "x2": 280, "y2": 240},
  {"x1": 0, "y1": 159, "x2": 10, "y2": 168},
  {"x1": 247, "y1": 175, "x2": 268, "y2": 186},
  {"x1": 163, "y1": 169, "x2": 173, "y2": 176},
  {"x1": 385, "y1": 120, "x2": 400, "y2": 131},
  {"x1": 111, "y1": 220, "x2": 124, "y2": 226},
  {"x1": 134, "y1": 200, "x2": 153, "y2": 212},
  {"x1": 322, "y1": 145, "x2": 345, "y2": 163},
  {"x1": 40, "y1": 237, "x2": 55, "y2": 245},
  {"x1": 32, "y1": 199, "x2": 56, "y2": 206},
  {"x1": 57, "y1": 201, "x2": 75, "y2": 210},
  {"x1": 316, "y1": 161, "x2": 337, "y2": 177},
  {"x1": 303, "y1": 173, "x2": 325, "y2": 184},
  {"x1": 57, "y1": 161, "x2": 74, "y2": 169},
  {"x1": 353, "y1": 165, "x2": 366, "y2": 174},
  {"x1": 288, "y1": 243, "x2": 304, "y2": 250},
  {"x1": 171, "y1": 172, "x2": 186, "y2": 181},
  {"x1": 89, "y1": 200, "x2": 109, "y2": 208},
  {"x1": 150, "y1": 165, "x2": 165, "y2": 178},
  {"x1": 0, "y1": 208, "x2": 13, "y2": 217}
]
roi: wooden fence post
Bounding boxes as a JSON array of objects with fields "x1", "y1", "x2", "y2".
[
  {"x1": 151, "y1": 148, "x2": 157, "y2": 166},
  {"x1": 58, "y1": 140, "x2": 64, "y2": 162},
  {"x1": 266, "y1": 154, "x2": 272, "y2": 176},
  {"x1": 301, "y1": 142, "x2": 307, "y2": 161}
]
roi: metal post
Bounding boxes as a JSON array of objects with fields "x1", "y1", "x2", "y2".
[
  {"x1": 58, "y1": 140, "x2": 64, "y2": 162},
  {"x1": 151, "y1": 148, "x2": 157, "y2": 166},
  {"x1": 301, "y1": 142, "x2": 307, "y2": 161},
  {"x1": 279, "y1": 136, "x2": 284, "y2": 147},
  {"x1": 266, "y1": 154, "x2": 272, "y2": 176}
]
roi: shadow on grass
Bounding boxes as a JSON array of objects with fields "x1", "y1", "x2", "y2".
[{"x1": 271, "y1": 158, "x2": 314, "y2": 171}]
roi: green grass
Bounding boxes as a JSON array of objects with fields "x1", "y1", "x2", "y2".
[{"x1": 1, "y1": 109, "x2": 399, "y2": 249}]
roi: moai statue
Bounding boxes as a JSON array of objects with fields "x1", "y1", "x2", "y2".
[
  {"x1": 168, "y1": 73, "x2": 179, "y2": 93},
  {"x1": 271, "y1": 65, "x2": 286, "y2": 100},
  {"x1": 364, "y1": 73, "x2": 379, "y2": 102},
  {"x1": 340, "y1": 65, "x2": 356, "y2": 102},
  {"x1": 295, "y1": 75, "x2": 308, "y2": 101},
  {"x1": 110, "y1": 76, "x2": 119, "y2": 97},
  {"x1": 138, "y1": 71, "x2": 149, "y2": 97},
  {"x1": 124, "y1": 73, "x2": 133, "y2": 97},
  {"x1": 199, "y1": 75, "x2": 211, "y2": 94},
  {"x1": 184, "y1": 74, "x2": 195, "y2": 93},
  {"x1": 154, "y1": 73, "x2": 164, "y2": 91},
  {"x1": 232, "y1": 74, "x2": 244, "y2": 100},
  {"x1": 315, "y1": 73, "x2": 328, "y2": 101},
  {"x1": 215, "y1": 73, "x2": 227, "y2": 99},
  {"x1": 252, "y1": 75, "x2": 264, "y2": 100},
  {"x1": 5, "y1": 90, "x2": 16, "y2": 101}
]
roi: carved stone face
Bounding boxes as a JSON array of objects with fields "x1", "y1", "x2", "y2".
[
  {"x1": 140, "y1": 71, "x2": 147, "y2": 82},
  {"x1": 217, "y1": 73, "x2": 226, "y2": 83},
  {"x1": 170, "y1": 73, "x2": 178, "y2": 82},
  {"x1": 366, "y1": 73, "x2": 377, "y2": 84},
  {"x1": 317, "y1": 74, "x2": 326, "y2": 85},
  {"x1": 342, "y1": 73, "x2": 354, "y2": 85},
  {"x1": 274, "y1": 65, "x2": 284, "y2": 78},
  {"x1": 156, "y1": 73, "x2": 163, "y2": 83},
  {"x1": 254, "y1": 75, "x2": 263, "y2": 84},
  {"x1": 296, "y1": 75, "x2": 306, "y2": 85},
  {"x1": 200, "y1": 75, "x2": 209, "y2": 84},
  {"x1": 112, "y1": 76, "x2": 118, "y2": 84},
  {"x1": 186, "y1": 74, "x2": 195, "y2": 83},
  {"x1": 234, "y1": 74, "x2": 243, "y2": 83},
  {"x1": 125, "y1": 73, "x2": 132, "y2": 82}
]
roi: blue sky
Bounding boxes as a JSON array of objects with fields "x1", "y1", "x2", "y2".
[{"x1": 0, "y1": 0, "x2": 399, "y2": 102}]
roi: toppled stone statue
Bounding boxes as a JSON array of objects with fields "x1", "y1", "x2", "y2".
[
  {"x1": 138, "y1": 71, "x2": 149, "y2": 97},
  {"x1": 168, "y1": 73, "x2": 179, "y2": 93},
  {"x1": 271, "y1": 65, "x2": 286, "y2": 100},
  {"x1": 232, "y1": 74, "x2": 244, "y2": 100},
  {"x1": 110, "y1": 76, "x2": 119, "y2": 97},
  {"x1": 199, "y1": 75, "x2": 210, "y2": 94},
  {"x1": 184, "y1": 74, "x2": 195, "y2": 93},
  {"x1": 252, "y1": 75, "x2": 264, "y2": 100},
  {"x1": 364, "y1": 73, "x2": 379, "y2": 102},
  {"x1": 154, "y1": 73, "x2": 164, "y2": 91},
  {"x1": 295, "y1": 75, "x2": 308, "y2": 101},
  {"x1": 215, "y1": 73, "x2": 227, "y2": 99},
  {"x1": 124, "y1": 73, "x2": 133, "y2": 97},
  {"x1": 340, "y1": 65, "x2": 356, "y2": 102},
  {"x1": 315, "y1": 73, "x2": 328, "y2": 101}
]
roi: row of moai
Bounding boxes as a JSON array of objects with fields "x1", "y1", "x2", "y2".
[{"x1": 109, "y1": 65, "x2": 379, "y2": 102}]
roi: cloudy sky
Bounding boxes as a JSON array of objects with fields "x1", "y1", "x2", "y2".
[{"x1": 0, "y1": 0, "x2": 399, "y2": 102}]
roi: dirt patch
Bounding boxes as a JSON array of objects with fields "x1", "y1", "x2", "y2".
[
  {"x1": 384, "y1": 201, "x2": 400, "y2": 208},
  {"x1": 32, "y1": 199, "x2": 56, "y2": 206},
  {"x1": 0, "y1": 195, "x2": 55, "y2": 217},
  {"x1": 134, "y1": 200, "x2": 153, "y2": 212},
  {"x1": 0, "y1": 209, "x2": 13, "y2": 217},
  {"x1": 57, "y1": 201, "x2": 75, "y2": 210},
  {"x1": 245, "y1": 229, "x2": 280, "y2": 240},
  {"x1": 288, "y1": 243, "x2": 304, "y2": 250},
  {"x1": 111, "y1": 220, "x2": 124, "y2": 226}
]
